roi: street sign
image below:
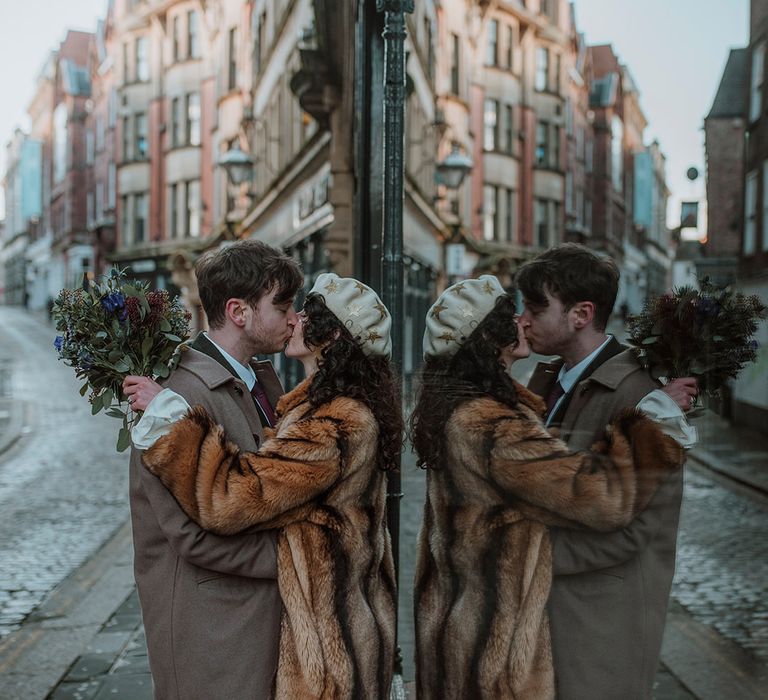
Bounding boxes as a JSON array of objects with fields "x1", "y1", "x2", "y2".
[{"x1": 680, "y1": 201, "x2": 699, "y2": 229}]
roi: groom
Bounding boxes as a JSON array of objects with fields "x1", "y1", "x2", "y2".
[
  {"x1": 125, "y1": 240, "x2": 302, "y2": 700},
  {"x1": 516, "y1": 243, "x2": 697, "y2": 700}
]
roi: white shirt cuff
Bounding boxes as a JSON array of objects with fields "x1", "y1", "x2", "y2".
[
  {"x1": 636, "y1": 389, "x2": 698, "y2": 449},
  {"x1": 131, "y1": 388, "x2": 191, "y2": 450}
]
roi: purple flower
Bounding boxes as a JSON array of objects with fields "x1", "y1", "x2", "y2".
[
  {"x1": 78, "y1": 352, "x2": 93, "y2": 371},
  {"x1": 101, "y1": 291, "x2": 126, "y2": 315},
  {"x1": 54, "y1": 335, "x2": 64, "y2": 352},
  {"x1": 696, "y1": 296, "x2": 721, "y2": 319},
  {"x1": 749, "y1": 339, "x2": 760, "y2": 351}
]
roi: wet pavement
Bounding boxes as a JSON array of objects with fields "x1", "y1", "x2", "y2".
[
  {"x1": 0, "y1": 307, "x2": 766, "y2": 699},
  {"x1": 673, "y1": 467, "x2": 768, "y2": 662},
  {"x1": 0, "y1": 308, "x2": 128, "y2": 640}
]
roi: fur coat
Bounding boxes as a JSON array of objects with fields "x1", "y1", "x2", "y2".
[
  {"x1": 142, "y1": 378, "x2": 396, "y2": 700},
  {"x1": 414, "y1": 381, "x2": 683, "y2": 700}
]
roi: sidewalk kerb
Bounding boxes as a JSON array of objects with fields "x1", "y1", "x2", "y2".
[
  {"x1": 687, "y1": 448, "x2": 768, "y2": 498},
  {"x1": 661, "y1": 605, "x2": 768, "y2": 700},
  {"x1": 0, "y1": 520, "x2": 134, "y2": 700}
]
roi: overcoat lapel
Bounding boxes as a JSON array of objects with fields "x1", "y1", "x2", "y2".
[
  {"x1": 548, "y1": 337, "x2": 625, "y2": 428},
  {"x1": 189, "y1": 332, "x2": 266, "y2": 440}
]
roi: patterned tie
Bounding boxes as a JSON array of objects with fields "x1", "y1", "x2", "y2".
[
  {"x1": 544, "y1": 380, "x2": 565, "y2": 420},
  {"x1": 250, "y1": 380, "x2": 277, "y2": 428}
]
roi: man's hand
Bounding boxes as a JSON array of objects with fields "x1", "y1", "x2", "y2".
[
  {"x1": 662, "y1": 377, "x2": 699, "y2": 412},
  {"x1": 123, "y1": 375, "x2": 163, "y2": 412}
]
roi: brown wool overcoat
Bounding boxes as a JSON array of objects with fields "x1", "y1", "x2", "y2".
[
  {"x1": 129, "y1": 341, "x2": 284, "y2": 700},
  {"x1": 142, "y1": 377, "x2": 397, "y2": 700},
  {"x1": 414, "y1": 380, "x2": 683, "y2": 700},
  {"x1": 529, "y1": 348, "x2": 685, "y2": 700}
]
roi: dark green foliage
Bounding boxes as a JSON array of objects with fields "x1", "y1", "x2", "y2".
[
  {"x1": 626, "y1": 278, "x2": 767, "y2": 394},
  {"x1": 52, "y1": 268, "x2": 192, "y2": 451}
]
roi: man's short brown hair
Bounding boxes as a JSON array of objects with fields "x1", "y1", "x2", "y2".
[
  {"x1": 515, "y1": 243, "x2": 619, "y2": 332},
  {"x1": 195, "y1": 240, "x2": 303, "y2": 329}
]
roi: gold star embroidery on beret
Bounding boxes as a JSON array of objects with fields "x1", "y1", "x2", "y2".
[
  {"x1": 450, "y1": 283, "x2": 465, "y2": 295},
  {"x1": 346, "y1": 303, "x2": 362, "y2": 318},
  {"x1": 431, "y1": 302, "x2": 447, "y2": 320},
  {"x1": 366, "y1": 330, "x2": 383, "y2": 343},
  {"x1": 354, "y1": 281, "x2": 367, "y2": 294},
  {"x1": 374, "y1": 301, "x2": 388, "y2": 320},
  {"x1": 437, "y1": 331, "x2": 455, "y2": 344},
  {"x1": 459, "y1": 305, "x2": 474, "y2": 318},
  {"x1": 324, "y1": 280, "x2": 340, "y2": 294},
  {"x1": 483, "y1": 280, "x2": 495, "y2": 295}
]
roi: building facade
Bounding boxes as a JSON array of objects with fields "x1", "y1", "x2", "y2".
[
  {"x1": 86, "y1": 10, "x2": 119, "y2": 277},
  {"x1": 1, "y1": 130, "x2": 43, "y2": 305},
  {"x1": 49, "y1": 31, "x2": 95, "y2": 295},
  {"x1": 704, "y1": 48, "x2": 748, "y2": 288},
  {"x1": 4, "y1": 0, "x2": 678, "y2": 380},
  {"x1": 734, "y1": 0, "x2": 768, "y2": 431}
]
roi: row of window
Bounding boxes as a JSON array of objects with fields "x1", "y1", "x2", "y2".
[
  {"x1": 119, "y1": 180, "x2": 201, "y2": 246},
  {"x1": 481, "y1": 186, "x2": 565, "y2": 248},
  {"x1": 118, "y1": 93, "x2": 201, "y2": 163},
  {"x1": 121, "y1": 10, "x2": 271, "y2": 99},
  {"x1": 483, "y1": 103, "x2": 594, "y2": 172},
  {"x1": 123, "y1": 10, "x2": 200, "y2": 85},
  {"x1": 450, "y1": 34, "x2": 561, "y2": 97}
]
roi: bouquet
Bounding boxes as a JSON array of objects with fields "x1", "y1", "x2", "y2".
[
  {"x1": 627, "y1": 279, "x2": 767, "y2": 395},
  {"x1": 52, "y1": 268, "x2": 192, "y2": 451}
]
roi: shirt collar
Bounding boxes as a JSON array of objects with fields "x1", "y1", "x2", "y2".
[
  {"x1": 203, "y1": 332, "x2": 256, "y2": 391},
  {"x1": 557, "y1": 335, "x2": 613, "y2": 394}
]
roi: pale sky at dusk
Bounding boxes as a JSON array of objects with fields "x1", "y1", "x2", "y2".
[
  {"x1": 573, "y1": 0, "x2": 749, "y2": 235},
  {"x1": 0, "y1": 0, "x2": 751, "y2": 234}
]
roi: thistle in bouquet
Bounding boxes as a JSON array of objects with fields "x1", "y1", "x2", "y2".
[
  {"x1": 627, "y1": 279, "x2": 767, "y2": 397},
  {"x1": 52, "y1": 268, "x2": 192, "y2": 452}
]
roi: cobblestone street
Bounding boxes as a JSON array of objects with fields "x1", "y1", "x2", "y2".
[
  {"x1": 673, "y1": 469, "x2": 768, "y2": 662},
  {"x1": 0, "y1": 307, "x2": 128, "y2": 639}
]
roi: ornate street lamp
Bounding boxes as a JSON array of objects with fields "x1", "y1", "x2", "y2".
[
  {"x1": 435, "y1": 144, "x2": 473, "y2": 189},
  {"x1": 217, "y1": 142, "x2": 254, "y2": 187}
]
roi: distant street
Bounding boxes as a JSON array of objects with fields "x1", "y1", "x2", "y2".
[{"x1": 0, "y1": 307, "x2": 128, "y2": 638}]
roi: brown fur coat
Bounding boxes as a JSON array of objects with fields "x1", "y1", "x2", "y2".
[
  {"x1": 142, "y1": 378, "x2": 396, "y2": 700},
  {"x1": 414, "y1": 381, "x2": 683, "y2": 700}
]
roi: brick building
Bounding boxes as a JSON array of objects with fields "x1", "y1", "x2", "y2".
[
  {"x1": 86, "y1": 9, "x2": 119, "y2": 276},
  {"x1": 49, "y1": 31, "x2": 95, "y2": 292},
  {"x1": 703, "y1": 48, "x2": 748, "y2": 288},
  {"x1": 734, "y1": 0, "x2": 768, "y2": 431}
]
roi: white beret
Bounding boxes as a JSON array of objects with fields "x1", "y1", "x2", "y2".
[
  {"x1": 423, "y1": 275, "x2": 507, "y2": 358},
  {"x1": 309, "y1": 273, "x2": 392, "y2": 358}
]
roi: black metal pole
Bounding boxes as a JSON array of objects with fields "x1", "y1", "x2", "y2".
[
  {"x1": 377, "y1": 0, "x2": 413, "y2": 685},
  {"x1": 354, "y1": 0, "x2": 385, "y2": 289}
]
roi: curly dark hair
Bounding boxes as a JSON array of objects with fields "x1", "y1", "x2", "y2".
[
  {"x1": 301, "y1": 293, "x2": 403, "y2": 472},
  {"x1": 410, "y1": 294, "x2": 519, "y2": 470}
]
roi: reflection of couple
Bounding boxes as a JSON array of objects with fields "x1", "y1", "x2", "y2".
[{"x1": 126, "y1": 241, "x2": 696, "y2": 699}]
